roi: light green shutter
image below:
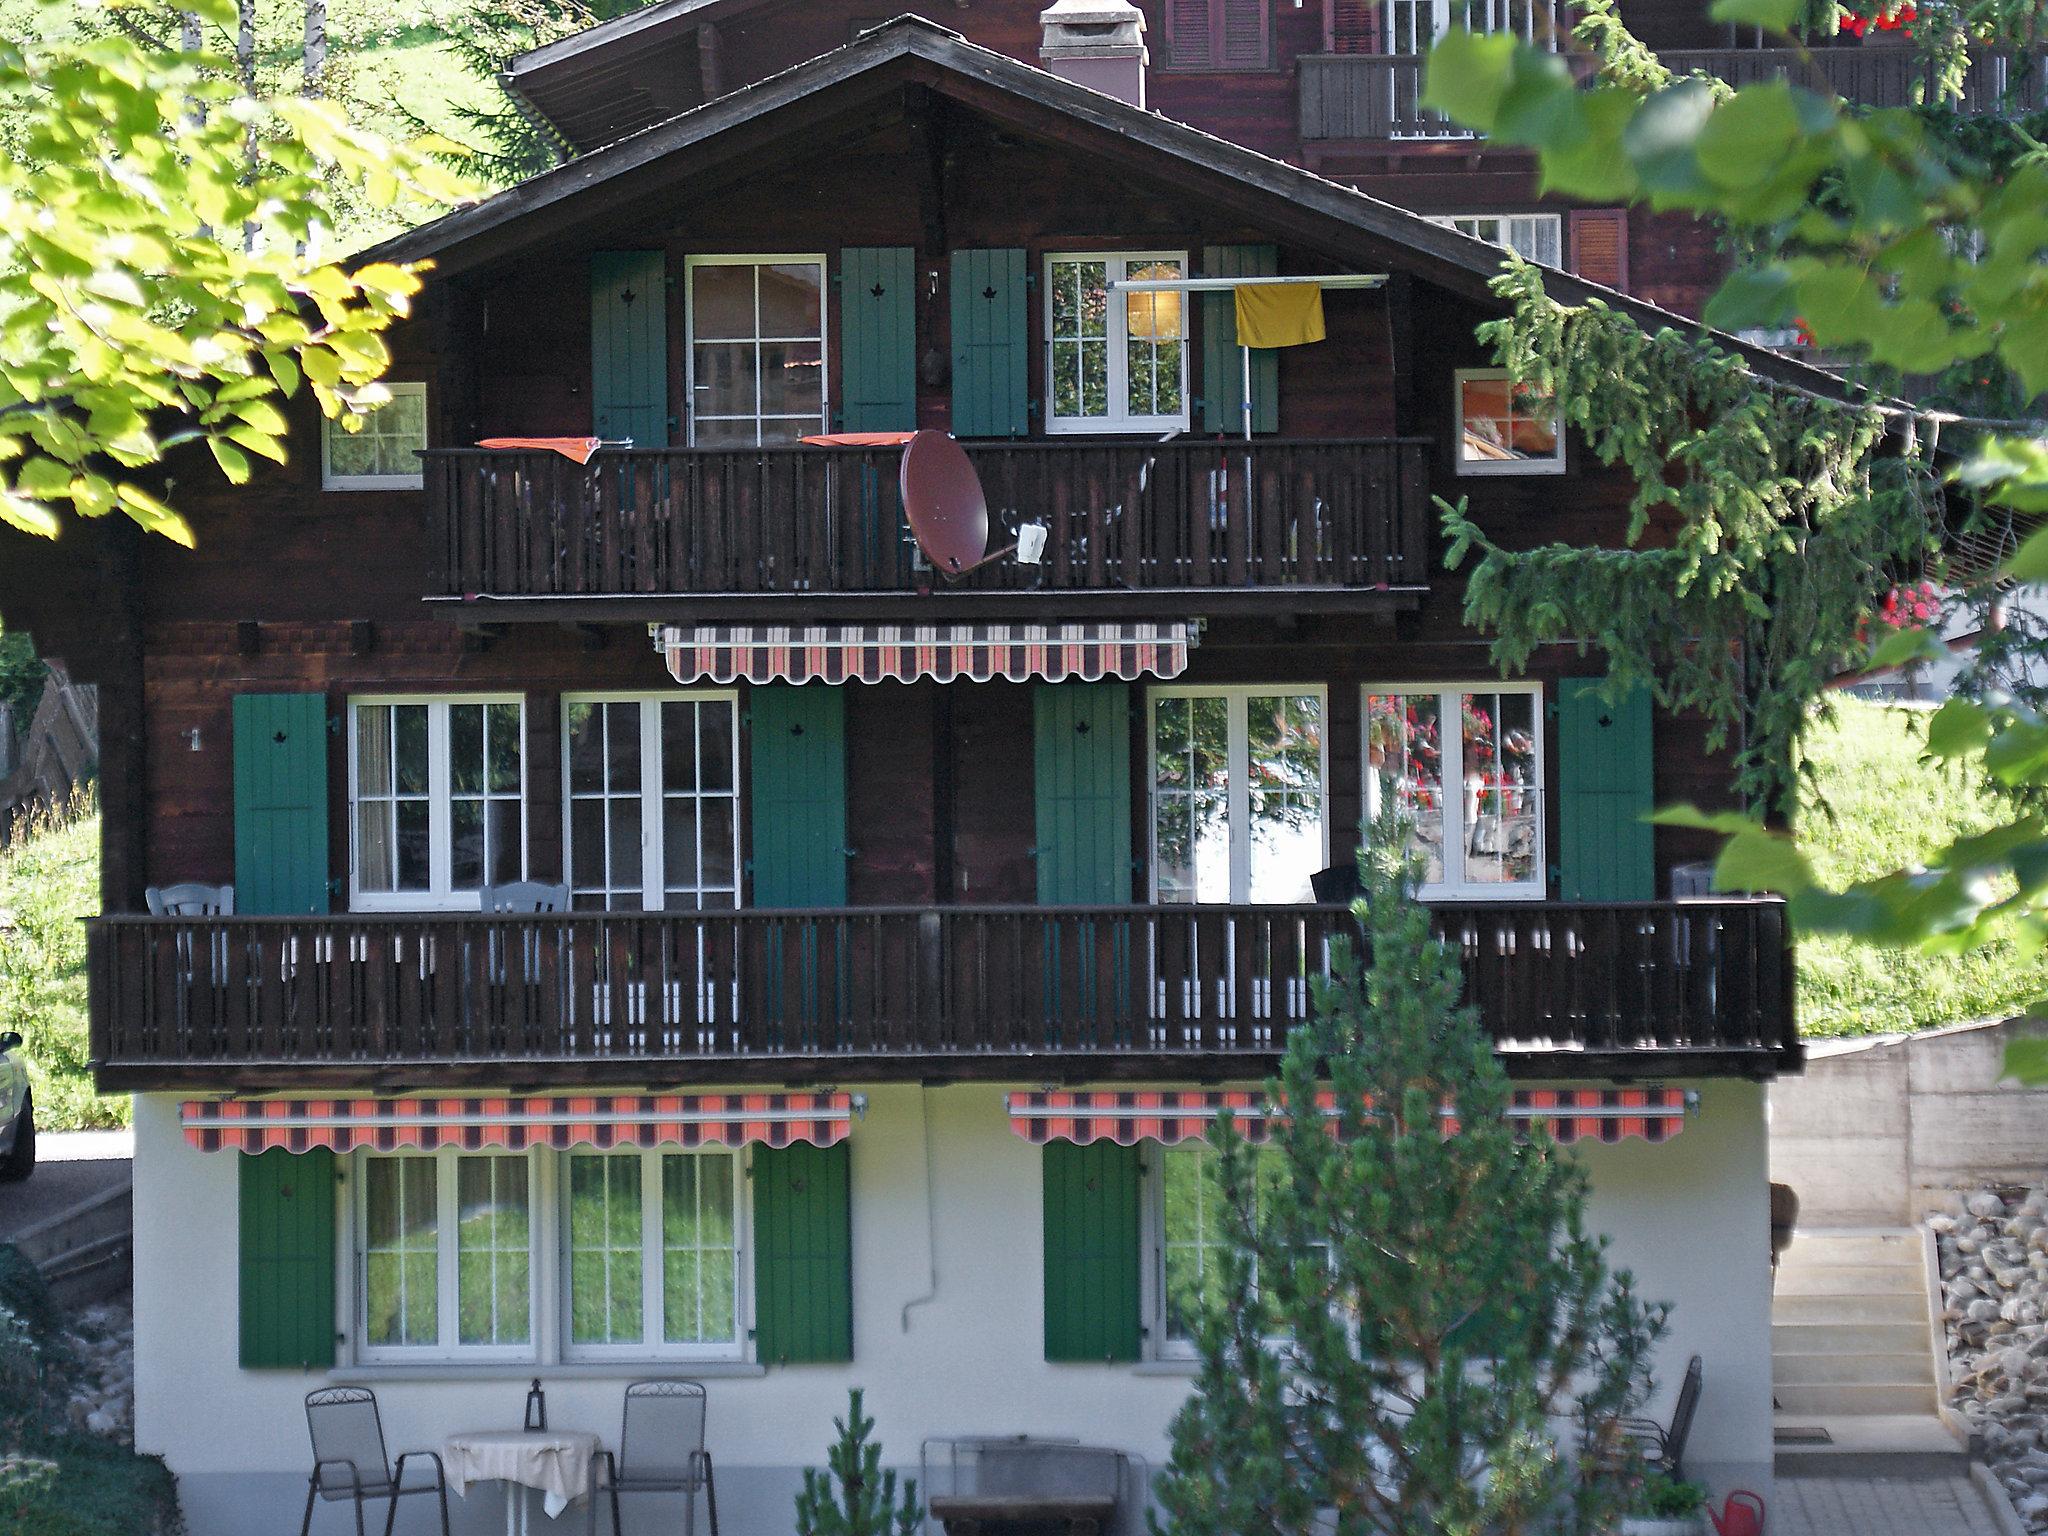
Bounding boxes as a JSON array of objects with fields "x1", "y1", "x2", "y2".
[
  {"x1": 1042, "y1": 1141, "x2": 1142, "y2": 1362},
  {"x1": 748, "y1": 686, "x2": 848, "y2": 906},
  {"x1": 840, "y1": 247, "x2": 916, "y2": 431},
  {"x1": 1201, "y1": 243, "x2": 1279, "y2": 435},
  {"x1": 233, "y1": 692, "x2": 329, "y2": 915},
  {"x1": 1557, "y1": 680, "x2": 1655, "y2": 901},
  {"x1": 1034, "y1": 684, "x2": 1131, "y2": 904},
  {"x1": 592, "y1": 250, "x2": 669, "y2": 445},
  {"x1": 950, "y1": 248, "x2": 1029, "y2": 438},
  {"x1": 239, "y1": 1147, "x2": 336, "y2": 1369},
  {"x1": 752, "y1": 1141, "x2": 853, "y2": 1364}
]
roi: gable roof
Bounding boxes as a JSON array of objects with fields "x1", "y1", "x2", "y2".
[{"x1": 382, "y1": 14, "x2": 1877, "y2": 407}]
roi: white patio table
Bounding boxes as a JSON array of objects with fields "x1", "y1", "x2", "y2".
[{"x1": 443, "y1": 1426, "x2": 602, "y2": 1536}]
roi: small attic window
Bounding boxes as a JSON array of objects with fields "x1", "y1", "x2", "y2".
[
  {"x1": 1454, "y1": 369, "x2": 1564, "y2": 476},
  {"x1": 322, "y1": 382, "x2": 427, "y2": 491}
]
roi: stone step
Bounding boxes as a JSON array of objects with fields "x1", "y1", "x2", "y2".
[
  {"x1": 1774, "y1": 1263, "x2": 1928, "y2": 1297},
  {"x1": 1773, "y1": 1381, "x2": 1940, "y2": 1416},
  {"x1": 1771, "y1": 1320, "x2": 1930, "y2": 1353},
  {"x1": 1780, "y1": 1232, "x2": 1923, "y2": 1269},
  {"x1": 1773, "y1": 1292, "x2": 1926, "y2": 1324},
  {"x1": 1774, "y1": 1350, "x2": 1935, "y2": 1386}
]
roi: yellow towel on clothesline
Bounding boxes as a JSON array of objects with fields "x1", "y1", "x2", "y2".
[{"x1": 1233, "y1": 282, "x2": 1326, "y2": 348}]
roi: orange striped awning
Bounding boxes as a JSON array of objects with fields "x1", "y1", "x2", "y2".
[
  {"x1": 656, "y1": 621, "x2": 1196, "y2": 686},
  {"x1": 181, "y1": 1092, "x2": 857, "y2": 1154},
  {"x1": 1004, "y1": 1087, "x2": 1694, "y2": 1148}
]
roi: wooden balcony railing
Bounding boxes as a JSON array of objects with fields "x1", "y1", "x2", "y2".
[
  {"x1": 1300, "y1": 48, "x2": 2044, "y2": 141},
  {"x1": 88, "y1": 900, "x2": 1795, "y2": 1089},
  {"x1": 423, "y1": 439, "x2": 1432, "y2": 604}
]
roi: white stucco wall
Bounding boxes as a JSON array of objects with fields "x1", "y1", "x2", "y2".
[{"x1": 133, "y1": 1079, "x2": 1771, "y2": 1536}]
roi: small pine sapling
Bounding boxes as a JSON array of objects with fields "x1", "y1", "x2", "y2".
[{"x1": 796, "y1": 1388, "x2": 924, "y2": 1536}]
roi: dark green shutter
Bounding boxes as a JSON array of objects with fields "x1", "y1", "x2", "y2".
[
  {"x1": 1034, "y1": 684, "x2": 1132, "y2": 904},
  {"x1": 1201, "y1": 243, "x2": 1279, "y2": 435},
  {"x1": 840, "y1": 247, "x2": 916, "y2": 431},
  {"x1": 233, "y1": 692, "x2": 329, "y2": 915},
  {"x1": 748, "y1": 686, "x2": 848, "y2": 906},
  {"x1": 752, "y1": 1141, "x2": 853, "y2": 1364},
  {"x1": 1042, "y1": 1141, "x2": 1141, "y2": 1362},
  {"x1": 950, "y1": 248, "x2": 1029, "y2": 438},
  {"x1": 239, "y1": 1147, "x2": 336, "y2": 1369},
  {"x1": 1557, "y1": 680, "x2": 1655, "y2": 900},
  {"x1": 592, "y1": 250, "x2": 669, "y2": 445}
]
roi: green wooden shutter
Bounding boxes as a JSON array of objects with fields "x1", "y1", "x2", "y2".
[
  {"x1": 233, "y1": 692, "x2": 330, "y2": 915},
  {"x1": 840, "y1": 247, "x2": 916, "y2": 431},
  {"x1": 1557, "y1": 680, "x2": 1655, "y2": 901},
  {"x1": 950, "y1": 248, "x2": 1029, "y2": 438},
  {"x1": 1042, "y1": 1140, "x2": 1142, "y2": 1362},
  {"x1": 239, "y1": 1147, "x2": 336, "y2": 1369},
  {"x1": 1034, "y1": 684, "x2": 1132, "y2": 905},
  {"x1": 748, "y1": 686, "x2": 848, "y2": 906},
  {"x1": 591, "y1": 250, "x2": 669, "y2": 445},
  {"x1": 1201, "y1": 243, "x2": 1279, "y2": 435},
  {"x1": 752, "y1": 1141, "x2": 853, "y2": 1364}
]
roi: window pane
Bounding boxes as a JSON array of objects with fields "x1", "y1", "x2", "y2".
[
  {"x1": 692, "y1": 344, "x2": 758, "y2": 420},
  {"x1": 1461, "y1": 690, "x2": 1540, "y2": 887},
  {"x1": 357, "y1": 802, "x2": 394, "y2": 892},
  {"x1": 662, "y1": 1154, "x2": 737, "y2": 1344},
  {"x1": 699, "y1": 704, "x2": 734, "y2": 791},
  {"x1": 665, "y1": 799, "x2": 700, "y2": 889},
  {"x1": 606, "y1": 703, "x2": 641, "y2": 788},
  {"x1": 572, "y1": 799, "x2": 605, "y2": 891},
  {"x1": 394, "y1": 706, "x2": 429, "y2": 796},
  {"x1": 450, "y1": 798, "x2": 484, "y2": 891},
  {"x1": 701, "y1": 800, "x2": 735, "y2": 893},
  {"x1": 396, "y1": 800, "x2": 432, "y2": 891},
  {"x1": 365, "y1": 1158, "x2": 438, "y2": 1348},
  {"x1": 487, "y1": 800, "x2": 523, "y2": 888},
  {"x1": 1366, "y1": 692, "x2": 1446, "y2": 886},
  {"x1": 760, "y1": 263, "x2": 824, "y2": 337},
  {"x1": 1154, "y1": 694, "x2": 1232, "y2": 904},
  {"x1": 1248, "y1": 694, "x2": 1325, "y2": 904},
  {"x1": 449, "y1": 705, "x2": 483, "y2": 795},
  {"x1": 567, "y1": 703, "x2": 604, "y2": 796},
  {"x1": 487, "y1": 703, "x2": 522, "y2": 794},
  {"x1": 568, "y1": 1155, "x2": 644, "y2": 1346},
  {"x1": 694, "y1": 417, "x2": 759, "y2": 449},
  {"x1": 759, "y1": 341, "x2": 824, "y2": 418},
  {"x1": 663, "y1": 702, "x2": 699, "y2": 793},
  {"x1": 1162, "y1": 1146, "x2": 1222, "y2": 1341},
  {"x1": 357, "y1": 707, "x2": 393, "y2": 796},
  {"x1": 457, "y1": 1157, "x2": 530, "y2": 1346},
  {"x1": 328, "y1": 426, "x2": 380, "y2": 478},
  {"x1": 692, "y1": 265, "x2": 754, "y2": 340},
  {"x1": 609, "y1": 800, "x2": 643, "y2": 896}
]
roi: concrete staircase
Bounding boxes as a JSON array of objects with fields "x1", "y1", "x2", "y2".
[{"x1": 1774, "y1": 1230, "x2": 1939, "y2": 1417}]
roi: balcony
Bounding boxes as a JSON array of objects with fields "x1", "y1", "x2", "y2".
[
  {"x1": 1298, "y1": 48, "x2": 2045, "y2": 143},
  {"x1": 423, "y1": 439, "x2": 1433, "y2": 619},
  {"x1": 88, "y1": 899, "x2": 1796, "y2": 1091}
]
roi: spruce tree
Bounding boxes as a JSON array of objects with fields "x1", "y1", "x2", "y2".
[
  {"x1": 1153, "y1": 830, "x2": 1667, "y2": 1536},
  {"x1": 796, "y1": 1389, "x2": 923, "y2": 1536}
]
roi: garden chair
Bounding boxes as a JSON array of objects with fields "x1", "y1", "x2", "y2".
[
  {"x1": 144, "y1": 882, "x2": 234, "y2": 916},
  {"x1": 300, "y1": 1386, "x2": 450, "y2": 1536},
  {"x1": 591, "y1": 1380, "x2": 719, "y2": 1536},
  {"x1": 145, "y1": 883, "x2": 235, "y2": 1051},
  {"x1": 1610, "y1": 1354, "x2": 1703, "y2": 1479}
]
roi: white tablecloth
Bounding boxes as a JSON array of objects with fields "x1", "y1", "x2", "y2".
[{"x1": 443, "y1": 1428, "x2": 601, "y2": 1519}]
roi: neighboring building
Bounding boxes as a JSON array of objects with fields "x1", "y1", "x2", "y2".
[{"x1": 0, "y1": 13, "x2": 1875, "y2": 1533}]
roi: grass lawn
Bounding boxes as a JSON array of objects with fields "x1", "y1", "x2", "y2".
[{"x1": 1796, "y1": 696, "x2": 2048, "y2": 1036}]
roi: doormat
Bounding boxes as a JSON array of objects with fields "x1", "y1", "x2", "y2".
[{"x1": 1773, "y1": 1426, "x2": 1833, "y2": 1445}]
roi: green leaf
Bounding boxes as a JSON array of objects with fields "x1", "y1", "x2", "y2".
[
  {"x1": 1925, "y1": 697, "x2": 1992, "y2": 758},
  {"x1": 2005, "y1": 524, "x2": 2048, "y2": 583},
  {"x1": 208, "y1": 438, "x2": 251, "y2": 485},
  {"x1": 1695, "y1": 83, "x2": 1801, "y2": 190},
  {"x1": 1707, "y1": 0, "x2": 1804, "y2": 28},
  {"x1": 2002, "y1": 1036, "x2": 2048, "y2": 1087},
  {"x1": 1713, "y1": 825, "x2": 1817, "y2": 895},
  {"x1": 1702, "y1": 266, "x2": 1797, "y2": 332},
  {"x1": 1867, "y1": 624, "x2": 1943, "y2": 672},
  {"x1": 1420, "y1": 29, "x2": 1521, "y2": 136}
]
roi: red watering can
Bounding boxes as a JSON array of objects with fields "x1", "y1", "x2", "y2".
[{"x1": 1708, "y1": 1491, "x2": 1765, "y2": 1536}]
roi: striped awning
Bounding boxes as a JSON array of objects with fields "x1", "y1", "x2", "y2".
[
  {"x1": 1005, "y1": 1087, "x2": 1695, "y2": 1148},
  {"x1": 655, "y1": 621, "x2": 1196, "y2": 686},
  {"x1": 181, "y1": 1092, "x2": 857, "y2": 1154}
]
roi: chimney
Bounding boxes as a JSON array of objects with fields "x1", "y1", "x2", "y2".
[{"x1": 1038, "y1": 0, "x2": 1148, "y2": 108}]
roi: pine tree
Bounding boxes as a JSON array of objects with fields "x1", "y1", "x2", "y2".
[
  {"x1": 1152, "y1": 828, "x2": 1668, "y2": 1536},
  {"x1": 795, "y1": 1389, "x2": 923, "y2": 1536}
]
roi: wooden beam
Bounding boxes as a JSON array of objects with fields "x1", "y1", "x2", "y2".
[{"x1": 696, "y1": 22, "x2": 722, "y2": 99}]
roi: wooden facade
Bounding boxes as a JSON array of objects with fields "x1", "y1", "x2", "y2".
[{"x1": 0, "y1": 20, "x2": 1814, "y2": 1089}]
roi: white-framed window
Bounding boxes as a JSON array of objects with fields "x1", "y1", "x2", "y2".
[
  {"x1": 1149, "y1": 686, "x2": 1327, "y2": 904},
  {"x1": 685, "y1": 256, "x2": 827, "y2": 447},
  {"x1": 1385, "y1": 0, "x2": 1560, "y2": 50},
  {"x1": 1363, "y1": 683, "x2": 1545, "y2": 899},
  {"x1": 1045, "y1": 252, "x2": 1190, "y2": 435},
  {"x1": 350, "y1": 696, "x2": 526, "y2": 911},
  {"x1": 322, "y1": 381, "x2": 427, "y2": 490},
  {"x1": 1427, "y1": 213, "x2": 1563, "y2": 268},
  {"x1": 563, "y1": 694, "x2": 740, "y2": 912},
  {"x1": 355, "y1": 1150, "x2": 536, "y2": 1362},
  {"x1": 563, "y1": 1149, "x2": 744, "y2": 1360},
  {"x1": 1454, "y1": 368, "x2": 1565, "y2": 475},
  {"x1": 1149, "y1": 1140, "x2": 1324, "y2": 1358}
]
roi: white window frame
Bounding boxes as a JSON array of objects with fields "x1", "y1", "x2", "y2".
[
  {"x1": 348, "y1": 694, "x2": 528, "y2": 912},
  {"x1": 1362, "y1": 681, "x2": 1547, "y2": 901},
  {"x1": 682, "y1": 254, "x2": 829, "y2": 447},
  {"x1": 322, "y1": 381, "x2": 427, "y2": 491},
  {"x1": 1453, "y1": 368, "x2": 1566, "y2": 477},
  {"x1": 560, "y1": 691, "x2": 742, "y2": 913},
  {"x1": 559, "y1": 1147, "x2": 749, "y2": 1363},
  {"x1": 1043, "y1": 251, "x2": 1192, "y2": 437},
  {"x1": 1147, "y1": 684, "x2": 1330, "y2": 906},
  {"x1": 1426, "y1": 213, "x2": 1563, "y2": 268},
  {"x1": 350, "y1": 1148, "x2": 542, "y2": 1365}
]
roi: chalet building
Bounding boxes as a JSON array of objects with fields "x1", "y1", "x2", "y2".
[
  {"x1": 0, "y1": 14, "x2": 1870, "y2": 1534},
  {"x1": 501, "y1": 0, "x2": 2048, "y2": 321}
]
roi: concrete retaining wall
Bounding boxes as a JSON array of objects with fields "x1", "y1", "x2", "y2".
[{"x1": 1771, "y1": 1017, "x2": 2048, "y2": 1226}]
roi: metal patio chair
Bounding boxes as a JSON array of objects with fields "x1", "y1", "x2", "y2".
[
  {"x1": 300, "y1": 1386, "x2": 451, "y2": 1536},
  {"x1": 479, "y1": 881, "x2": 570, "y2": 913},
  {"x1": 591, "y1": 1380, "x2": 719, "y2": 1536},
  {"x1": 1610, "y1": 1353, "x2": 1703, "y2": 1479}
]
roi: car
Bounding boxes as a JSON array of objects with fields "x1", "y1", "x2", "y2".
[{"x1": 0, "y1": 1030, "x2": 32, "y2": 1181}]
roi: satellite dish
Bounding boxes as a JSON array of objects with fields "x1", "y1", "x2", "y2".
[{"x1": 900, "y1": 429, "x2": 991, "y2": 575}]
